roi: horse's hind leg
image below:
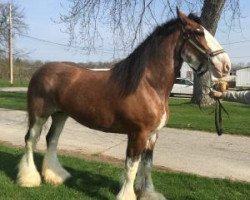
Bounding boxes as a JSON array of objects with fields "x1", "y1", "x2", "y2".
[
  {"x1": 42, "y1": 112, "x2": 70, "y2": 185},
  {"x1": 17, "y1": 116, "x2": 47, "y2": 187}
]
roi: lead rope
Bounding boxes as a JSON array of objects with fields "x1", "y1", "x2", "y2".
[
  {"x1": 203, "y1": 85, "x2": 229, "y2": 136},
  {"x1": 215, "y1": 98, "x2": 229, "y2": 136}
]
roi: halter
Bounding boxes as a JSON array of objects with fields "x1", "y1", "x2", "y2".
[
  {"x1": 180, "y1": 28, "x2": 228, "y2": 136},
  {"x1": 187, "y1": 35, "x2": 226, "y2": 59},
  {"x1": 187, "y1": 38, "x2": 225, "y2": 58},
  {"x1": 180, "y1": 26, "x2": 225, "y2": 75}
]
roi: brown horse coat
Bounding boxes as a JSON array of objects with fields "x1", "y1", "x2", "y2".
[{"x1": 17, "y1": 9, "x2": 231, "y2": 200}]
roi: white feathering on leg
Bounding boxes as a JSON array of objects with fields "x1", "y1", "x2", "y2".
[
  {"x1": 42, "y1": 114, "x2": 70, "y2": 185},
  {"x1": 17, "y1": 143, "x2": 41, "y2": 187},
  {"x1": 117, "y1": 157, "x2": 141, "y2": 200},
  {"x1": 139, "y1": 192, "x2": 166, "y2": 200},
  {"x1": 17, "y1": 117, "x2": 46, "y2": 187},
  {"x1": 42, "y1": 150, "x2": 70, "y2": 185}
]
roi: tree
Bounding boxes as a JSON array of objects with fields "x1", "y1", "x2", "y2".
[
  {"x1": 0, "y1": 2, "x2": 28, "y2": 57},
  {"x1": 191, "y1": 0, "x2": 226, "y2": 105},
  {"x1": 191, "y1": 0, "x2": 240, "y2": 105},
  {"x1": 60, "y1": 0, "x2": 240, "y2": 105}
]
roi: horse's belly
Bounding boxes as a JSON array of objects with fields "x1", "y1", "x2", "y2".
[{"x1": 67, "y1": 110, "x2": 127, "y2": 133}]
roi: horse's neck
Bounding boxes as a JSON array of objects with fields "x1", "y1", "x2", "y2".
[{"x1": 144, "y1": 29, "x2": 182, "y2": 98}]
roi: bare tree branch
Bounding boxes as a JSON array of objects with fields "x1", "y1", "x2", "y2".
[
  {"x1": 59, "y1": 0, "x2": 242, "y2": 62},
  {"x1": 0, "y1": 2, "x2": 28, "y2": 57}
]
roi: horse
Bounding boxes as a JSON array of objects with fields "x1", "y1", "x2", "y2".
[{"x1": 17, "y1": 9, "x2": 231, "y2": 200}]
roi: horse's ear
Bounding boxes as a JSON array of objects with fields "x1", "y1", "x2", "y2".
[{"x1": 176, "y1": 7, "x2": 189, "y2": 25}]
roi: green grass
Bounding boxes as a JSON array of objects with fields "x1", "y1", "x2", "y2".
[
  {"x1": 0, "y1": 92, "x2": 249, "y2": 136},
  {"x1": 168, "y1": 98, "x2": 250, "y2": 135},
  {"x1": 0, "y1": 79, "x2": 29, "y2": 87},
  {"x1": 0, "y1": 92, "x2": 27, "y2": 110},
  {"x1": 0, "y1": 144, "x2": 250, "y2": 200}
]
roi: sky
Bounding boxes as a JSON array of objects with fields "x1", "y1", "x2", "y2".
[{"x1": 3, "y1": 0, "x2": 250, "y2": 64}]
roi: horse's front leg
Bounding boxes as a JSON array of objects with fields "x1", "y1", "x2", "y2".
[
  {"x1": 116, "y1": 131, "x2": 148, "y2": 200},
  {"x1": 135, "y1": 132, "x2": 166, "y2": 200}
]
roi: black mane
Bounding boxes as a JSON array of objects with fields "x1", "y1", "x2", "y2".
[
  {"x1": 111, "y1": 13, "x2": 201, "y2": 96},
  {"x1": 188, "y1": 13, "x2": 202, "y2": 25}
]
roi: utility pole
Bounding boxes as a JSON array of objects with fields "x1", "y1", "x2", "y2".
[{"x1": 8, "y1": 3, "x2": 13, "y2": 85}]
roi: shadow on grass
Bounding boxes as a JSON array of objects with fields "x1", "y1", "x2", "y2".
[
  {"x1": 0, "y1": 149, "x2": 44, "y2": 182},
  {"x1": 64, "y1": 166, "x2": 119, "y2": 200},
  {"x1": 0, "y1": 150, "x2": 22, "y2": 181},
  {"x1": 0, "y1": 149, "x2": 119, "y2": 199}
]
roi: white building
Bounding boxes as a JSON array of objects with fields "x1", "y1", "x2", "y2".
[
  {"x1": 236, "y1": 67, "x2": 250, "y2": 88},
  {"x1": 180, "y1": 63, "x2": 193, "y2": 81}
]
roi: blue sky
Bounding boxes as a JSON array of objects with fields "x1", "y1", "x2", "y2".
[{"x1": 5, "y1": 0, "x2": 250, "y2": 64}]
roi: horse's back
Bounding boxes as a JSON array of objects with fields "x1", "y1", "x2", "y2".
[{"x1": 29, "y1": 61, "x2": 108, "y2": 93}]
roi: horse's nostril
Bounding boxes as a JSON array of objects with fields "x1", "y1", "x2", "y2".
[{"x1": 224, "y1": 64, "x2": 230, "y2": 73}]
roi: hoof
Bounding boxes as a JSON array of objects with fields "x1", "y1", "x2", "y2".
[
  {"x1": 17, "y1": 171, "x2": 41, "y2": 187},
  {"x1": 116, "y1": 193, "x2": 136, "y2": 200},
  {"x1": 17, "y1": 155, "x2": 41, "y2": 187},
  {"x1": 42, "y1": 168, "x2": 71, "y2": 186},
  {"x1": 139, "y1": 192, "x2": 166, "y2": 200},
  {"x1": 42, "y1": 154, "x2": 71, "y2": 186},
  {"x1": 116, "y1": 188, "x2": 136, "y2": 200}
]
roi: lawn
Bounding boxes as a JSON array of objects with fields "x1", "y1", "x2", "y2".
[
  {"x1": 0, "y1": 79, "x2": 29, "y2": 87},
  {"x1": 0, "y1": 92, "x2": 27, "y2": 110},
  {"x1": 168, "y1": 97, "x2": 250, "y2": 135},
  {"x1": 0, "y1": 144, "x2": 249, "y2": 200},
  {"x1": 0, "y1": 92, "x2": 249, "y2": 136}
]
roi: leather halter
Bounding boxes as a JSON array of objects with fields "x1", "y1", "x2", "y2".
[
  {"x1": 187, "y1": 38, "x2": 225, "y2": 58},
  {"x1": 179, "y1": 26, "x2": 225, "y2": 75},
  {"x1": 187, "y1": 35, "x2": 226, "y2": 59}
]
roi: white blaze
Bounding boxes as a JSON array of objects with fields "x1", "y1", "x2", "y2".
[{"x1": 203, "y1": 27, "x2": 231, "y2": 80}]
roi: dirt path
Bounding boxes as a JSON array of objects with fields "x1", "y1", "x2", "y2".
[
  {"x1": 0, "y1": 87, "x2": 27, "y2": 92},
  {"x1": 0, "y1": 108, "x2": 249, "y2": 182}
]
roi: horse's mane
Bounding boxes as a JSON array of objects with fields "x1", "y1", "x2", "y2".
[
  {"x1": 188, "y1": 13, "x2": 202, "y2": 24},
  {"x1": 111, "y1": 13, "x2": 200, "y2": 96}
]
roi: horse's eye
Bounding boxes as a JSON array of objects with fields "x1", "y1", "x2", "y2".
[{"x1": 194, "y1": 28, "x2": 204, "y2": 36}]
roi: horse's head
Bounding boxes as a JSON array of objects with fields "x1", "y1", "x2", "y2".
[{"x1": 177, "y1": 9, "x2": 231, "y2": 81}]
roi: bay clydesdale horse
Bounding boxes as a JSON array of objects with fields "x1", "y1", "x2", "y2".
[{"x1": 17, "y1": 9, "x2": 230, "y2": 200}]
